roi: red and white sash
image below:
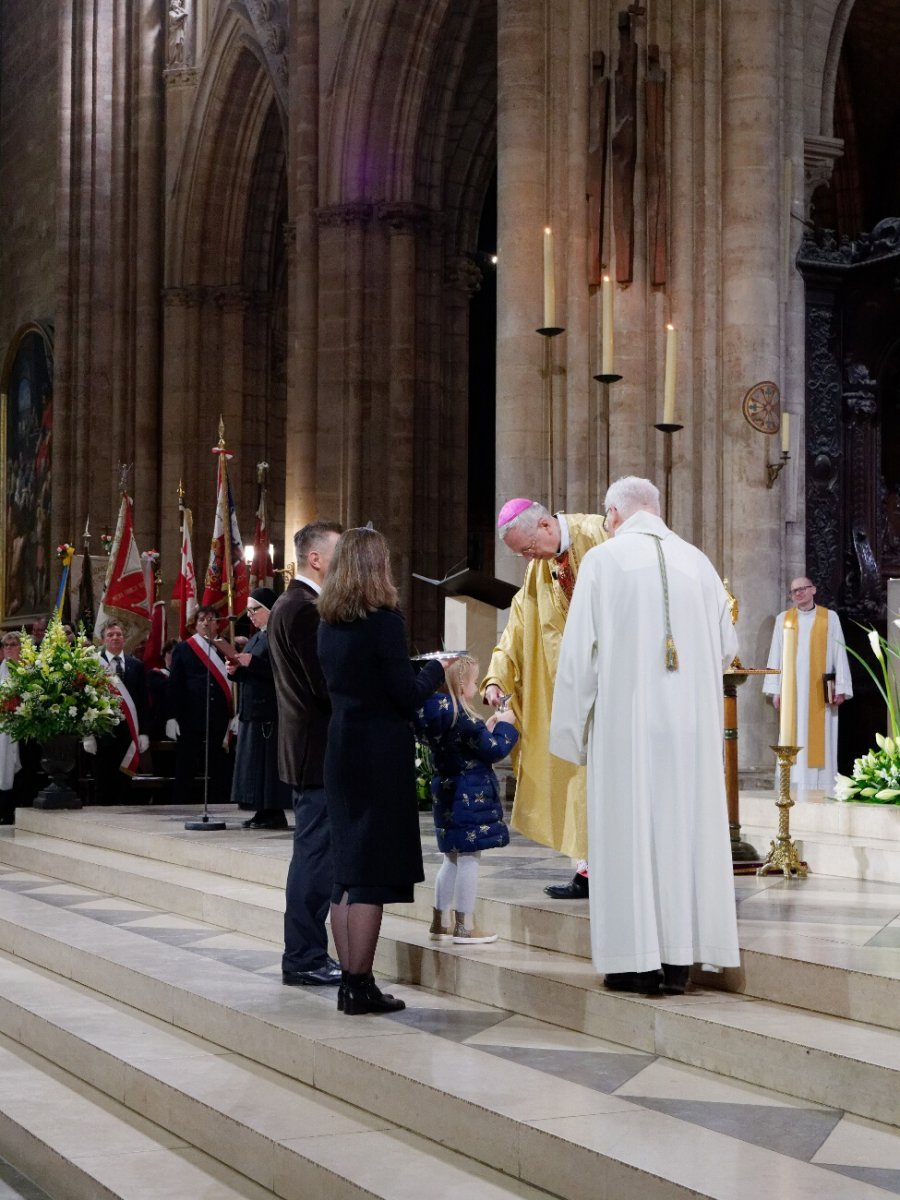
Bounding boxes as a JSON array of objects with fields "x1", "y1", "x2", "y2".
[
  {"x1": 107, "y1": 675, "x2": 141, "y2": 775},
  {"x1": 186, "y1": 634, "x2": 234, "y2": 718}
]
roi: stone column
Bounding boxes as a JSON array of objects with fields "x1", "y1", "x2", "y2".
[
  {"x1": 379, "y1": 204, "x2": 423, "y2": 608},
  {"x1": 496, "y1": 0, "x2": 549, "y2": 582},
  {"x1": 720, "y1": 0, "x2": 784, "y2": 769},
  {"x1": 215, "y1": 286, "x2": 249, "y2": 509},
  {"x1": 315, "y1": 205, "x2": 371, "y2": 525},
  {"x1": 284, "y1": 0, "x2": 318, "y2": 548}
]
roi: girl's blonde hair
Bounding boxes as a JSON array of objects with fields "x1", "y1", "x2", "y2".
[
  {"x1": 442, "y1": 654, "x2": 482, "y2": 724},
  {"x1": 317, "y1": 527, "x2": 399, "y2": 624}
]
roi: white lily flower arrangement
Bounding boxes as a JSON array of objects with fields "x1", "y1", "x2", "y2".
[
  {"x1": 833, "y1": 622, "x2": 900, "y2": 803},
  {"x1": 0, "y1": 616, "x2": 121, "y2": 742}
]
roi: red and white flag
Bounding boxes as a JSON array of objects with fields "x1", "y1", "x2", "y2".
[
  {"x1": 250, "y1": 462, "x2": 273, "y2": 590},
  {"x1": 172, "y1": 503, "x2": 198, "y2": 638},
  {"x1": 95, "y1": 494, "x2": 151, "y2": 640},
  {"x1": 143, "y1": 600, "x2": 168, "y2": 671},
  {"x1": 202, "y1": 442, "x2": 249, "y2": 624}
]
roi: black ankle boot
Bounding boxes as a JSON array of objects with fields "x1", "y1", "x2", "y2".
[
  {"x1": 342, "y1": 972, "x2": 406, "y2": 1015},
  {"x1": 337, "y1": 970, "x2": 349, "y2": 1012}
]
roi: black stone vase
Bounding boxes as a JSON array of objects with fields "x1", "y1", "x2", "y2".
[{"x1": 35, "y1": 733, "x2": 82, "y2": 810}]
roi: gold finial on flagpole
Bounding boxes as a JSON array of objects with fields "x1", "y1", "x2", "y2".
[
  {"x1": 256, "y1": 461, "x2": 269, "y2": 483},
  {"x1": 83, "y1": 513, "x2": 91, "y2": 546},
  {"x1": 218, "y1": 415, "x2": 226, "y2": 450},
  {"x1": 177, "y1": 478, "x2": 185, "y2": 505}
]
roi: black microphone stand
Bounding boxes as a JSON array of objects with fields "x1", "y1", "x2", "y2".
[{"x1": 184, "y1": 634, "x2": 226, "y2": 831}]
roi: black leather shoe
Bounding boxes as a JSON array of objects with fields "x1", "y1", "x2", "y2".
[
  {"x1": 604, "y1": 970, "x2": 662, "y2": 996},
  {"x1": 243, "y1": 811, "x2": 289, "y2": 830},
  {"x1": 661, "y1": 963, "x2": 690, "y2": 995},
  {"x1": 544, "y1": 873, "x2": 589, "y2": 900},
  {"x1": 283, "y1": 958, "x2": 342, "y2": 987}
]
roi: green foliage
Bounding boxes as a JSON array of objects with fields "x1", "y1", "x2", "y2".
[
  {"x1": 0, "y1": 616, "x2": 122, "y2": 742},
  {"x1": 415, "y1": 738, "x2": 434, "y2": 812},
  {"x1": 834, "y1": 624, "x2": 900, "y2": 803}
]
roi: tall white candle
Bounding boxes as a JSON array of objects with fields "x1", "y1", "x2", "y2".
[
  {"x1": 543, "y1": 227, "x2": 556, "y2": 328},
  {"x1": 779, "y1": 612, "x2": 798, "y2": 746},
  {"x1": 601, "y1": 275, "x2": 614, "y2": 374},
  {"x1": 781, "y1": 412, "x2": 790, "y2": 454},
  {"x1": 663, "y1": 324, "x2": 677, "y2": 424}
]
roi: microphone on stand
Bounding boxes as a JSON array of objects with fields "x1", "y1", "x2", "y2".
[{"x1": 184, "y1": 632, "x2": 226, "y2": 831}]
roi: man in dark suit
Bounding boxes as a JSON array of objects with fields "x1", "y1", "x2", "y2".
[
  {"x1": 166, "y1": 606, "x2": 233, "y2": 804},
  {"x1": 268, "y1": 520, "x2": 342, "y2": 987},
  {"x1": 85, "y1": 619, "x2": 148, "y2": 804}
]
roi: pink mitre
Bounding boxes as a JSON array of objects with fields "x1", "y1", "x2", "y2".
[{"x1": 497, "y1": 498, "x2": 535, "y2": 528}]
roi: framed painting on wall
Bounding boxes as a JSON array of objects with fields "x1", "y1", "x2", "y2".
[{"x1": 0, "y1": 322, "x2": 54, "y2": 624}]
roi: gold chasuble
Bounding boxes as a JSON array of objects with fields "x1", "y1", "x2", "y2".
[
  {"x1": 785, "y1": 605, "x2": 829, "y2": 768},
  {"x1": 482, "y1": 513, "x2": 607, "y2": 858}
]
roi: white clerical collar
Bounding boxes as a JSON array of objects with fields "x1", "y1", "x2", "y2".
[
  {"x1": 296, "y1": 573, "x2": 322, "y2": 595},
  {"x1": 555, "y1": 513, "x2": 570, "y2": 557}
]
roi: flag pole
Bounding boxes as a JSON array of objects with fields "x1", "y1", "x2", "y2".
[
  {"x1": 216, "y1": 416, "x2": 236, "y2": 644},
  {"x1": 180, "y1": 482, "x2": 188, "y2": 643}
]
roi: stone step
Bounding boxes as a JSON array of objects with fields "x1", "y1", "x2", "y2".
[
  {"x1": 741, "y1": 791, "x2": 900, "y2": 884},
  {"x1": 0, "y1": 876, "x2": 891, "y2": 1200},
  {"x1": 0, "y1": 950, "x2": 552, "y2": 1200},
  {"x1": 6, "y1": 818, "x2": 900, "y2": 1047},
  {"x1": 1, "y1": 833, "x2": 900, "y2": 1140},
  {"x1": 0, "y1": 1028, "x2": 277, "y2": 1200}
]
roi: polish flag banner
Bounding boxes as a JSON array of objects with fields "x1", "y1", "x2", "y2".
[
  {"x1": 201, "y1": 446, "x2": 249, "y2": 624},
  {"x1": 172, "y1": 505, "x2": 198, "y2": 638},
  {"x1": 95, "y1": 494, "x2": 150, "y2": 640}
]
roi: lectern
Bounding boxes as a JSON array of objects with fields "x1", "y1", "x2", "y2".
[{"x1": 412, "y1": 568, "x2": 518, "y2": 674}]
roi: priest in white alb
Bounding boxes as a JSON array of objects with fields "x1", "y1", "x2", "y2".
[
  {"x1": 549, "y1": 477, "x2": 740, "y2": 996},
  {"x1": 763, "y1": 576, "x2": 852, "y2": 791}
]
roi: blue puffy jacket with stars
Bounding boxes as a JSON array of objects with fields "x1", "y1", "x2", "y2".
[{"x1": 414, "y1": 695, "x2": 517, "y2": 853}]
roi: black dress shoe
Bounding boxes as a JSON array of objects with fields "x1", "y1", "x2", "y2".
[
  {"x1": 243, "y1": 810, "x2": 289, "y2": 830},
  {"x1": 283, "y1": 958, "x2": 342, "y2": 987},
  {"x1": 604, "y1": 969, "x2": 662, "y2": 996},
  {"x1": 661, "y1": 963, "x2": 690, "y2": 995},
  {"x1": 544, "y1": 873, "x2": 589, "y2": 900}
]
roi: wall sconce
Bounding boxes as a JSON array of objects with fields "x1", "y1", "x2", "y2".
[{"x1": 766, "y1": 412, "x2": 790, "y2": 488}]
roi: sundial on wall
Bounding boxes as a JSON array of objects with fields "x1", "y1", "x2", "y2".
[{"x1": 742, "y1": 381, "x2": 781, "y2": 434}]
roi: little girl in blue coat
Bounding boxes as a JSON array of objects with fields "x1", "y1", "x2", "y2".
[{"x1": 414, "y1": 655, "x2": 518, "y2": 944}]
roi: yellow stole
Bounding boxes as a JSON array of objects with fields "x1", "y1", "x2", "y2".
[{"x1": 786, "y1": 606, "x2": 828, "y2": 767}]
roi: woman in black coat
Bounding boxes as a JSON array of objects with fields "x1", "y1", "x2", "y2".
[
  {"x1": 227, "y1": 588, "x2": 290, "y2": 829},
  {"x1": 317, "y1": 528, "x2": 448, "y2": 1015}
]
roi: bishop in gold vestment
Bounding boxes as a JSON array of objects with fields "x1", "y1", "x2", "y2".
[{"x1": 482, "y1": 504, "x2": 606, "y2": 864}]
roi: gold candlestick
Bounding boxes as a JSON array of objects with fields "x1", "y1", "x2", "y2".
[{"x1": 757, "y1": 744, "x2": 808, "y2": 878}]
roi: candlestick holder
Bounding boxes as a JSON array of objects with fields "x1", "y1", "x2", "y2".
[
  {"x1": 766, "y1": 450, "x2": 790, "y2": 488},
  {"x1": 536, "y1": 327, "x2": 564, "y2": 337},
  {"x1": 654, "y1": 422, "x2": 683, "y2": 525},
  {"x1": 757, "y1": 744, "x2": 808, "y2": 878},
  {"x1": 593, "y1": 372, "x2": 623, "y2": 384}
]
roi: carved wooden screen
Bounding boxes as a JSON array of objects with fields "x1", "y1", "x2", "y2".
[{"x1": 798, "y1": 218, "x2": 900, "y2": 768}]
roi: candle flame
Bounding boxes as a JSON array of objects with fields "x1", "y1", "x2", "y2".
[
  {"x1": 603, "y1": 274, "x2": 610, "y2": 283},
  {"x1": 666, "y1": 322, "x2": 675, "y2": 331},
  {"x1": 544, "y1": 226, "x2": 552, "y2": 235}
]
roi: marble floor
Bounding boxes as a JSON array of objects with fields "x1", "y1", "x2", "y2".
[{"x1": 3, "y1": 803, "x2": 900, "y2": 1195}]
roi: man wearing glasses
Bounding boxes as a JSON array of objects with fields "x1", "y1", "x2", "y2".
[
  {"x1": 763, "y1": 576, "x2": 853, "y2": 790},
  {"x1": 483, "y1": 499, "x2": 606, "y2": 899}
]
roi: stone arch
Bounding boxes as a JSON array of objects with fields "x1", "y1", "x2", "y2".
[
  {"x1": 166, "y1": 17, "x2": 280, "y2": 286},
  {"x1": 805, "y1": 0, "x2": 856, "y2": 138},
  {"x1": 161, "y1": 10, "x2": 287, "y2": 561}
]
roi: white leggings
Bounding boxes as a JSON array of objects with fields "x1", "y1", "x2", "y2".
[{"x1": 434, "y1": 851, "x2": 480, "y2": 916}]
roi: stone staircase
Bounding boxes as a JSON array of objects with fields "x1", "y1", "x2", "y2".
[{"x1": 0, "y1": 804, "x2": 897, "y2": 1198}]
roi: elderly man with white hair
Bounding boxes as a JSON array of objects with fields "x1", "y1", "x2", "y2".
[
  {"x1": 483, "y1": 499, "x2": 606, "y2": 898},
  {"x1": 549, "y1": 476, "x2": 740, "y2": 995}
]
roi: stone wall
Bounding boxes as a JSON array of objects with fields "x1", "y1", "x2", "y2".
[{"x1": 0, "y1": 0, "x2": 58, "y2": 351}]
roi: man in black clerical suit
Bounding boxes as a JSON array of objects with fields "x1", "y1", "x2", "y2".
[
  {"x1": 85, "y1": 619, "x2": 148, "y2": 804},
  {"x1": 268, "y1": 520, "x2": 342, "y2": 988},
  {"x1": 166, "y1": 606, "x2": 233, "y2": 804}
]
